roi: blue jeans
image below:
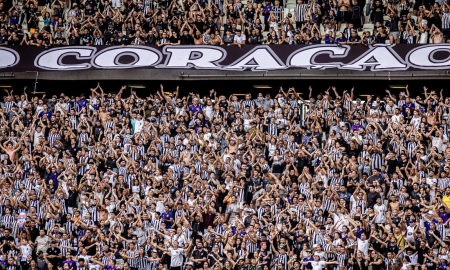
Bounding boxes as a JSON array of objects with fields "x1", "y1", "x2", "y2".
[{"x1": 365, "y1": 2, "x2": 371, "y2": 16}]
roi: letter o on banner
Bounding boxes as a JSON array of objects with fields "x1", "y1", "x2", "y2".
[
  {"x1": 0, "y1": 48, "x2": 20, "y2": 69},
  {"x1": 92, "y1": 47, "x2": 162, "y2": 69},
  {"x1": 408, "y1": 45, "x2": 450, "y2": 69}
]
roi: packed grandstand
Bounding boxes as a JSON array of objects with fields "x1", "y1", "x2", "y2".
[
  {"x1": 0, "y1": 0, "x2": 450, "y2": 270},
  {"x1": 0, "y1": 0, "x2": 446, "y2": 46},
  {"x1": 0, "y1": 84, "x2": 443, "y2": 270}
]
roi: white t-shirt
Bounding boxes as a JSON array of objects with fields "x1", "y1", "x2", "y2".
[
  {"x1": 392, "y1": 114, "x2": 403, "y2": 123},
  {"x1": 20, "y1": 245, "x2": 33, "y2": 261},
  {"x1": 134, "y1": 118, "x2": 144, "y2": 133},
  {"x1": 357, "y1": 238, "x2": 369, "y2": 256},
  {"x1": 426, "y1": 177, "x2": 437, "y2": 186},
  {"x1": 175, "y1": 106, "x2": 185, "y2": 116},
  {"x1": 418, "y1": 31, "x2": 428, "y2": 44},
  {"x1": 234, "y1": 34, "x2": 246, "y2": 44},
  {"x1": 408, "y1": 253, "x2": 418, "y2": 265},
  {"x1": 173, "y1": 234, "x2": 186, "y2": 246},
  {"x1": 168, "y1": 247, "x2": 184, "y2": 267},
  {"x1": 33, "y1": 130, "x2": 45, "y2": 146},
  {"x1": 374, "y1": 203, "x2": 386, "y2": 223},
  {"x1": 35, "y1": 235, "x2": 50, "y2": 254},
  {"x1": 333, "y1": 213, "x2": 349, "y2": 231},
  {"x1": 156, "y1": 200, "x2": 165, "y2": 214},
  {"x1": 310, "y1": 261, "x2": 325, "y2": 270},
  {"x1": 103, "y1": 172, "x2": 115, "y2": 185},
  {"x1": 204, "y1": 105, "x2": 213, "y2": 119},
  {"x1": 410, "y1": 117, "x2": 421, "y2": 129},
  {"x1": 56, "y1": 102, "x2": 69, "y2": 116}
]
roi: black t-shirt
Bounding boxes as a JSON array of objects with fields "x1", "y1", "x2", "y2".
[
  {"x1": 54, "y1": 36, "x2": 65, "y2": 45},
  {"x1": 248, "y1": 34, "x2": 258, "y2": 44},
  {"x1": 367, "y1": 174, "x2": 382, "y2": 185},
  {"x1": 170, "y1": 36, "x2": 180, "y2": 44},
  {"x1": 367, "y1": 191, "x2": 381, "y2": 208},
  {"x1": 384, "y1": 242, "x2": 399, "y2": 256},
  {"x1": 426, "y1": 230, "x2": 440, "y2": 247},
  {"x1": 371, "y1": 4, "x2": 385, "y2": 23},
  {"x1": 46, "y1": 247, "x2": 61, "y2": 266},
  {"x1": 310, "y1": 36, "x2": 321, "y2": 44},
  {"x1": 81, "y1": 34, "x2": 93, "y2": 45},
  {"x1": 85, "y1": 8, "x2": 94, "y2": 16},
  {"x1": 0, "y1": 235, "x2": 14, "y2": 252},
  {"x1": 53, "y1": 7, "x2": 64, "y2": 17},
  {"x1": 386, "y1": 16, "x2": 399, "y2": 32},
  {"x1": 26, "y1": 7, "x2": 38, "y2": 18},
  {"x1": 68, "y1": 35, "x2": 80, "y2": 45},
  {"x1": 390, "y1": 215, "x2": 401, "y2": 226},
  {"x1": 349, "y1": 35, "x2": 362, "y2": 42},
  {"x1": 223, "y1": 35, "x2": 234, "y2": 44},
  {"x1": 68, "y1": 190, "x2": 78, "y2": 207},
  {"x1": 417, "y1": 246, "x2": 429, "y2": 264},
  {"x1": 0, "y1": 34, "x2": 8, "y2": 44},
  {"x1": 194, "y1": 21, "x2": 205, "y2": 33},
  {"x1": 375, "y1": 29, "x2": 387, "y2": 43},
  {"x1": 245, "y1": 9, "x2": 256, "y2": 21},
  {"x1": 180, "y1": 35, "x2": 192, "y2": 45},
  {"x1": 386, "y1": 158, "x2": 398, "y2": 174},
  {"x1": 30, "y1": 34, "x2": 42, "y2": 43},
  {"x1": 16, "y1": 30, "x2": 24, "y2": 42},
  {"x1": 115, "y1": 35, "x2": 129, "y2": 45},
  {"x1": 351, "y1": 258, "x2": 368, "y2": 270},
  {"x1": 29, "y1": 227, "x2": 39, "y2": 242},
  {"x1": 312, "y1": 13, "x2": 322, "y2": 25},
  {"x1": 245, "y1": 180, "x2": 254, "y2": 195},
  {"x1": 192, "y1": 249, "x2": 208, "y2": 267},
  {"x1": 425, "y1": 257, "x2": 436, "y2": 270},
  {"x1": 155, "y1": 21, "x2": 165, "y2": 31}
]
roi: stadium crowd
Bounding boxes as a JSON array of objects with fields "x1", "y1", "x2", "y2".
[
  {"x1": 0, "y1": 84, "x2": 446, "y2": 270},
  {"x1": 0, "y1": 0, "x2": 449, "y2": 46}
]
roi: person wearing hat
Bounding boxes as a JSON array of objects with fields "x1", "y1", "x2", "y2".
[
  {"x1": 188, "y1": 96, "x2": 202, "y2": 119},
  {"x1": 184, "y1": 261, "x2": 194, "y2": 270},
  {"x1": 76, "y1": 92, "x2": 90, "y2": 112},
  {"x1": 46, "y1": 240, "x2": 62, "y2": 268}
]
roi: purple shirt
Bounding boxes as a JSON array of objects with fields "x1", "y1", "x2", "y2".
[
  {"x1": 439, "y1": 212, "x2": 449, "y2": 223},
  {"x1": 189, "y1": 105, "x2": 202, "y2": 115},
  {"x1": 161, "y1": 211, "x2": 174, "y2": 229},
  {"x1": 263, "y1": 6, "x2": 273, "y2": 23},
  {"x1": 62, "y1": 259, "x2": 76, "y2": 269},
  {"x1": 351, "y1": 124, "x2": 364, "y2": 131}
]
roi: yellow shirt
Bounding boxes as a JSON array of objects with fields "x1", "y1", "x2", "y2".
[
  {"x1": 394, "y1": 233, "x2": 405, "y2": 248},
  {"x1": 443, "y1": 195, "x2": 450, "y2": 207}
]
